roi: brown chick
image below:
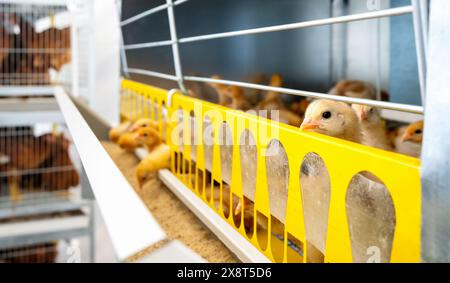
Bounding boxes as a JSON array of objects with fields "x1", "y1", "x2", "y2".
[
  {"x1": 257, "y1": 74, "x2": 284, "y2": 110},
  {"x1": 136, "y1": 143, "x2": 171, "y2": 189},
  {"x1": 394, "y1": 120, "x2": 423, "y2": 158},
  {"x1": 329, "y1": 80, "x2": 389, "y2": 101},
  {"x1": 256, "y1": 74, "x2": 303, "y2": 127},
  {"x1": 207, "y1": 75, "x2": 252, "y2": 111},
  {"x1": 351, "y1": 104, "x2": 393, "y2": 151},
  {"x1": 207, "y1": 75, "x2": 232, "y2": 107},
  {"x1": 301, "y1": 99, "x2": 362, "y2": 143}
]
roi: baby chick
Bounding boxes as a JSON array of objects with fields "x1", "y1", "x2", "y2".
[
  {"x1": 116, "y1": 118, "x2": 158, "y2": 150},
  {"x1": 329, "y1": 80, "x2": 389, "y2": 101},
  {"x1": 207, "y1": 75, "x2": 232, "y2": 107},
  {"x1": 132, "y1": 127, "x2": 163, "y2": 152},
  {"x1": 394, "y1": 120, "x2": 423, "y2": 158},
  {"x1": 109, "y1": 120, "x2": 133, "y2": 143},
  {"x1": 301, "y1": 99, "x2": 362, "y2": 143},
  {"x1": 351, "y1": 104, "x2": 393, "y2": 151},
  {"x1": 256, "y1": 74, "x2": 303, "y2": 127},
  {"x1": 207, "y1": 75, "x2": 252, "y2": 111},
  {"x1": 136, "y1": 143, "x2": 171, "y2": 189}
]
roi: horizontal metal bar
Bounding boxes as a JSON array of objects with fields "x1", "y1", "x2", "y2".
[
  {"x1": 125, "y1": 68, "x2": 178, "y2": 81},
  {"x1": 179, "y1": 6, "x2": 413, "y2": 44},
  {"x1": 124, "y1": 40, "x2": 174, "y2": 50},
  {"x1": 0, "y1": 86, "x2": 55, "y2": 96},
  {"x1": 120, "y1": 0, "x2": 190, "y2": 27},
  {"x1": 122, "y1": 6, "x2": 413, "y2": 50},
  {"x1": 0, "y1": 0, "x2": 68, "y2": 6},
  {"x1": 184, "y1": 75, "x2": 424, "y2": 114}
]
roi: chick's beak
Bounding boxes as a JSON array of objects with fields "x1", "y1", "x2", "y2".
[
  {"x1": 300, "y1": 121, "x2": 320, "y2": 131},
  {"x1": 401, "y1": 132, "x2": 413, "y2": 142},
  {"x1": 360, "y1": 111, "x2": 367, "y2": 121}
]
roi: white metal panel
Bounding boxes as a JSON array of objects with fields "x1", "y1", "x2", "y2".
[{"x1": 53, "y1": 87, "x2": 166, "y2": 261}]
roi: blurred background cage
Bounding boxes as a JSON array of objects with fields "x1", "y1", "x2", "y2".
[{"x1": 0, "y1": 0, "x2": 96, "y2": 263}]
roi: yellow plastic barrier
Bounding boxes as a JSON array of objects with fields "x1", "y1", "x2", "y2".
[{"x1": 121, "y1": 79, "x2": 421, "y2": 263}]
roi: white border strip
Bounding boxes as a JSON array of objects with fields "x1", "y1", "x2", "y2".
[
  {"x1": 53, "y1": 87, "x2": 166, "y2": 261},
  {"x1": 0, "y1": 215, "x2": 88, "y2": 238},
  {"x1": 158, "y1": 169, "x2": 271, "y2": 263}
]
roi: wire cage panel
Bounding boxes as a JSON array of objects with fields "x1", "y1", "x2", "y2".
[
  {"x1": 0, "y1": 241, "x2": 58, "y2": 263},
  {"x1": 120, "y1": 79, "x2": 421, "y2": 263},
  {"x1": 0, "y1": 123, "x2": 81, "y2": 210},
  {"x1": 0, "y1": 1, "x2": 72, "y2": 88}
]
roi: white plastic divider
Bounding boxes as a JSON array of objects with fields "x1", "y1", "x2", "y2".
[
  {"x1": 158, "y1": 169, "x2": 271, "y2": 263},
  {"x1": 53, "y1": 86, "x2": 166, "y2": 261}
]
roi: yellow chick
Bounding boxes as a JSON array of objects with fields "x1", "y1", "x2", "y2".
[
  {"x1": 116, "y1": 118, "x2": 159, "y2": 150},
  {"x1": 136, "y1": 143, "x2": 171, "y2": 189},
  {"x1": 132, "y1": 127, "x2": 163, "y2": 152},
  {"x1": 351, "y1": 104, "x2": 393, "y2": 151},
  {"x1": 301, "y1": 99, "x2": 362, "y2": 143},
  {"x1": 109, "y1": 120, "x2": 133, "y2": 143},
  {"x1": 394, "y1": 120, "x2": 423, "y2": 158}
]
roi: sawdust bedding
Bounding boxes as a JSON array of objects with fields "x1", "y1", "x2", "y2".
[{"x1": 101, "y1": 141, "x2": 239, "y2": 263}]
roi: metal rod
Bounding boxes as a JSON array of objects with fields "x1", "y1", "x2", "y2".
[
  {"x1": 179, "y1": 6, "x2": 413, "y2": 44},
  {"x1": 412, "y1": 0, "x2": 427, "y2": 105},
  {"x1": 120, "y1": 0, "x2": 190, "y2": 27},
  {"x1": 184, "y1": 75, "x2": 424, "y2": 114},
  {"x1": 166, "y1": 0, "x2": 186, "y2": 93},
  {"x1": 419, "y1": 0, "x2": 429, "y2": 56},
  {"x1": 120, "y1": 6, "x2": 413, "y2": 51},
  {"x1": 125, "y1": 68, "x2": 178, "y2": 81},
  {"x1": 120, "y1": 4, "x2": 169, "y2": 27},
  {"x1": 124, "y1": 40, "x2": 174, "y2": 50},
  {"x1": 116, "y1": 0, "x2": 129, "y2": 77}
]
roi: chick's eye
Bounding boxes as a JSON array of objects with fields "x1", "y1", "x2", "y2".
[
  {"x1": 415, "y1": 129, "x2": 422, "y2": 135},
  {"x1": 322, "y1": 111, "x2": 332, "y2": 119}
]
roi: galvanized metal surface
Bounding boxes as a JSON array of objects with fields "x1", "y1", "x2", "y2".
[{"x1": 421, "y1": 0, "x2": 450, "y2": 263}]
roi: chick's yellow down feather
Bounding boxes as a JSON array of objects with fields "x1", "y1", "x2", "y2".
[
  {"x1": 351, "y1": 104, "x2": 393, "y2": 151},
  {"x1": 136, "y1": 143, "x2": 171, "y2": 189},
  {"x1": 301, "y1": 99, "x2": 362, "y2": 143},
  {"x1": 393, "y1": 120, "x2": 423, "y2": 158},
  {"x1": 109, "y1": 121, "x2": 133, "y2": 143}
]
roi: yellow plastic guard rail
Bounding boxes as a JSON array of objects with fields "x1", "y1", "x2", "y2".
[{"x1": 121, "y1": 79, "x2": 421, "y2": 263}]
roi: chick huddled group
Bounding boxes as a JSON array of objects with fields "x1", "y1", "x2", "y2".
[
  {"x1": 301, "y1": 80, "x2": 423, "y2": 158},
  {"x1": 207, "y1": 74, "x2": 305, "y2": 127},
  {"x1": 109, "y1": 118, "x2": 171, "y2": 189}
]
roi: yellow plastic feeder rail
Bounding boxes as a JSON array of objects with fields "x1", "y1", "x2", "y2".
[{"x1": 120, "y1": 79, "x2": 421, "y2": 263}]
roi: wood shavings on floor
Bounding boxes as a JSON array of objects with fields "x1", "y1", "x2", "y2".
[{"x1": 101, "y1": 141, "x2": 239, "y2": 263}]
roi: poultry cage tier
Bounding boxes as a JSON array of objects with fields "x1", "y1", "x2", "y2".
[
  {"x1": 0, "y1": 124, "x2": 81, "y2": 209},
  {"x1": 0, "y1": 241, "x2": 58, "y2": 263},
  {"x1": 0, "y1": 2, "x2": 71, "y2": 87},
  {"x1": 120, "y1": 79, "x2": 421, "y2": 263}
]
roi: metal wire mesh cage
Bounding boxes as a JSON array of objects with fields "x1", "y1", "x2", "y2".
[
  {"x1": 0, "y1": 241, "x2": 58, "y2": 263},
  {"x1": 0, "y1": 123, "x2": 81, "y2": 209},
  {"x1": 0, "y1": 1, "x2": 71, "y2": 87}
]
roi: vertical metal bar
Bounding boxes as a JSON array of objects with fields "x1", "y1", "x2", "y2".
[
  {"x1": 116, "y1": 0, "x2": 129, "y2": 77},
  {"x1": 166, "y1": 0, "x2": 186, "y2": 93},
  {"x1": 89, "y1": 201, "x2": 96, "y2": 263},
  {"x1": 375, "y1": 17, "x2": 382, "y2": 101},
  {"x1": 330, "y1": 0, "x2": 348, "y2": 84},
  {"x1": 421, "y1": 0, "x2": 450, "y2": 263},
  {"x1": 412, "y1": 0, "x2": 427, "y2": 105},
  {"x1": 420, "y1": 0, "x2": 429, "y2": 56}
]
